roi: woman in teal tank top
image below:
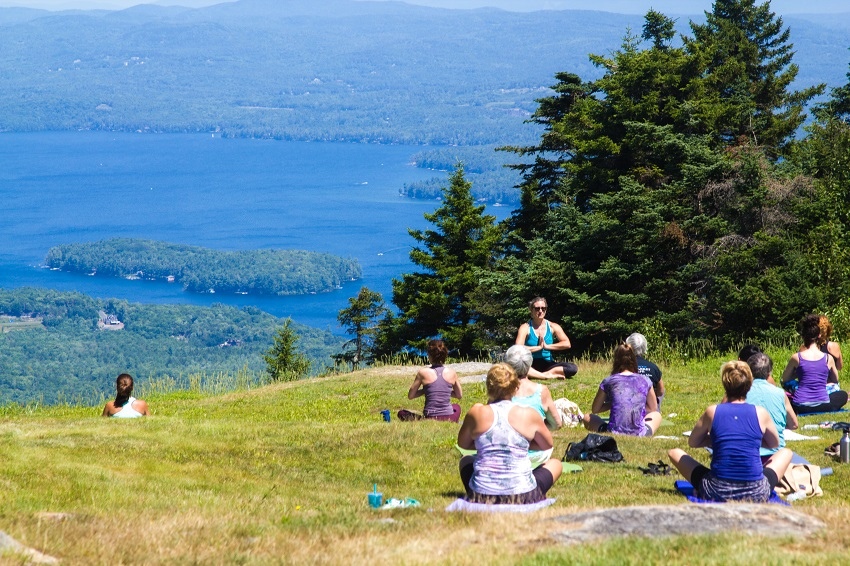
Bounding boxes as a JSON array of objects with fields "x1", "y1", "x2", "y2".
[
  {"x1": 504, "y1": 344, "x2": 562, "y2": 430},
  {"x1": 514, "y1": 297, "x2": 579, "y2": 380}
]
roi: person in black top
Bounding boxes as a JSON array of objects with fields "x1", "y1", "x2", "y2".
[{"x1": 626, "y1": 332, "x2": 665, "y2": 409}]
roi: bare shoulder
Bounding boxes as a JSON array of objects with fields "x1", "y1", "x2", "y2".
[
  {"x1": 442, "y1": 366, "x2": 459, "y2": 381},
  {"x1": 134, "y1": 399, "x2": 150, "y2": 415}
]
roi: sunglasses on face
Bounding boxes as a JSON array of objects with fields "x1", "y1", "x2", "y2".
[{"x1": 533, "y1": 306, "x2": 547, "y2": 312}]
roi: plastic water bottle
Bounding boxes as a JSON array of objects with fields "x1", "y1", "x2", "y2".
[
  {"x1": 786, "y1": 490, "x2": 807, "y2": 502},
  {"x1": 840, "y1": 429, "x2": 850, "y2": 464}
]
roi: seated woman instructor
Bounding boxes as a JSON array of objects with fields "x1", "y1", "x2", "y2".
[
  {"x1": 101, "y1": 373, "x2": 151, "y2": 418},
  {"x1": 515, "y1": 297, "x2": 578, "y2": 379},
  {"x1": 458, "y1": 363, "x2": 562, "y2": 504}
]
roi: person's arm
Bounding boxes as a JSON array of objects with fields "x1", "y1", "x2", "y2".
[
  {"x1": 515, "y1": 323, "x2": 530, "y2": 346},
  {"x1": 444, "y1": 368, "x2": 462, "y2": 400},
  {"x1": 784, "y1": 395, "x2": 798, "y2": 430},
  {"x1": 780, "y1": 354, "x2": 799, "y2": 384},
  {"x1": 407, "y1": 370, "x2": 426, "y2": 400},
  {"x1": 827, "y1": 356, "x2": 840, "y2": 385},
  {"x1": 829, "y1": 341, "x2": 843, "y2": 372},
  {"x1": 101, "y1": 403, "x2": 112, "y2": 417},
  {"x1": 541, "y1": 322, "x2": 572, "y2": 352},
  {"x1": 457, "y1": 404, "x2": 483, "y2": 450},
  {"x1": 758, "y1": 406, "x2": 780, "y2": 449},
  {"x1": 688, "y1": 405, "x2": 715, "y2": 448},
  {"x1": 655, "y1": 377, "x2": 665, "y2": 399},
  {"x1": 516, "y1": 323, "x2": 543, "y2": 354},
  {"x1": 522, "y1": 408, "x2": 554, "y2": 451},
  {"x1": 591, "y1": 386, "x2": 610, "y2": 414},
  {"x1": 645, "y1": 386, "x2": 659, "y2": 414},
  {"x1": 541, "y1": 386, "x2": 562, "y2": 429}
]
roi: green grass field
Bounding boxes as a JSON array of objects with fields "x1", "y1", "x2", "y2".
[{"x1": 1, "y1": 353, "x2": 849, "y2": 565}]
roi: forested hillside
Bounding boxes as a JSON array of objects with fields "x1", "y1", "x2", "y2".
[
  {"x1": 0, "y1": 288, "x2": 343, "y2": 404},
  {"x1": 0, "y1": 0, "x2": 848, "y2": 144},
  {"x1": 374, "y1": 1, "x2": 850, "y2": 357},
  {"x1": 45, "y1": 238, "x2": 361, "y2": 295}
]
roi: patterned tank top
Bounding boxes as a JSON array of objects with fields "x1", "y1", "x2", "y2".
[{"x1": 470, "y1": 400, "x2": 536, "y2": 495}]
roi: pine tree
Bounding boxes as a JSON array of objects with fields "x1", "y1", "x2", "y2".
[
  {"x1": 381, "y1": 164, "x2": 502, "y2": 356},
  {"x1": 687, "y1": 0, "x2": 823, "y2": 153},
  {"x1": 491, "y1": 2, "x2": 826, "y2": 348},
  {"x1": 263, "y1": 318, "x2": 310, "y2": 382},
  {"x1": 336, "y1": 286, "x2": 387, "y2": 368}
]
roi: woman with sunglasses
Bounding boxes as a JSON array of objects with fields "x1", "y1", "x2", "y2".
[{"x1": 514, "y1": 297, "x2": 578, "y2": 380}]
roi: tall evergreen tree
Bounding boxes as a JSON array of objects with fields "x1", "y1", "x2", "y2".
[
  {"x1": 379, "y1": 165, "x2": 502, "y2": 356},
  {"x1": 687, "y1": 0, "x2": 823, "y2": 153},
  {"x1": 336, "y1": 286, "x2": 387, "y2": 368},
  {"x1": 263, "y1": 318, "x2": 310, "y2": 382},
  {"x1": 491, "y1": 2, "x2": 826, "y2": 349}
]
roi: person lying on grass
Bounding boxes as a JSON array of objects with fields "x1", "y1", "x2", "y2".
[
  {"x1": 398, "y1": 339, "x2": 462, "y2": 422},
  {"x1": 504, "y1": 344, "x2": 562, "y2": 431},
  {"x1": 582, "y1": 343, "x2": 662, "y2": 437},
  {"x1": 457, "y1": 363, "x2": 562, "y2": 504},
  {"x1": 668, "y1": 361, "x2": 792, "y2": 503},
  {"x1": 102, "y1": 373, "x2": 151, "y2": 418}
]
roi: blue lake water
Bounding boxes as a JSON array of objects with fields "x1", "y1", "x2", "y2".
[{"x1": 0, "y1": 132, "x2": 511, "y2": 333}]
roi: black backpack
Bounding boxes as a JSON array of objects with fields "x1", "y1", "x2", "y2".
[{"x1": 564, "y1": 433, "x2": 624, "y2": 463}]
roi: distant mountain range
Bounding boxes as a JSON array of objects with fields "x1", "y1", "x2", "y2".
[{"x1": 1, "y1": 0, "x2": 848, "y2": 144}]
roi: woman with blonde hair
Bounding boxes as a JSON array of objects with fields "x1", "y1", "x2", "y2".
[
  {"x1": 457, "y1": 363, "x2": 562, "y2": 504},
  {"x1": 102, "y1": 373, "x2": 150, "y2": 418},
  {"x1": 668, "y1": 361, "x2": 791, "y2": 502}
]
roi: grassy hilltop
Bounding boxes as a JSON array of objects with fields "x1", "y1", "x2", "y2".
[{"x1": 2, "y1": 355, "x2": 850, "y2": 564}]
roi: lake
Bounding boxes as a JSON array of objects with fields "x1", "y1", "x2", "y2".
[{"x1": 0, "y1": 132, "x2": 511, "y2": 332}]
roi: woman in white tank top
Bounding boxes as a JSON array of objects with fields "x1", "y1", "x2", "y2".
[{"x1": 101, "y1": 373, "x2": 151, "y2": 418}]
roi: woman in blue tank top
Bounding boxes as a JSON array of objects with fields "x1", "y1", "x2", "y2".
[{"x1": 668, "y1": 361, "x2": 792, "y2": 502}]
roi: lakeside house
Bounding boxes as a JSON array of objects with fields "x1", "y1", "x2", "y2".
[{"x1": 97, "y1": 310, "x2": 124, "y2": 330}]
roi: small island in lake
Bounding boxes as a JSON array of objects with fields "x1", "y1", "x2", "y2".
[{"x1": 45, "y1": 238, "x2": 362, "y2": 296}]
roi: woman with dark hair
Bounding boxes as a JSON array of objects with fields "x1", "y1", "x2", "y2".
[
  {"x1": 399, "y1": 339, "x2": 462, "y2": 422},
  {"x1": 515, "y1": 296, "x2": 579, "y2": 380},
  {"x1": 582, "y1": 343, "x2": 661, "y2": 436},
  {"x1": 457, "y1": 363, "x2": 562, "y2": 504},
  {"x1": 101, "y1": 373, "x2": 150, "y2": 418},
  {"x1": 668, "y1": 361, "x2": 792, "y2": 503},
  {"x1": 782, "y1": 314, "x2": 847, "y2": 414}
]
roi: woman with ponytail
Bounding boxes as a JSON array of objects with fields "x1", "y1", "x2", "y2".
[{"x1": 101, "y1": 373, "x2": 151, "y2": 418}]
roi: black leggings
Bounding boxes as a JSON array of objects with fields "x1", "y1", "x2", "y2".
[
  {"x1": 792, "y1": 390, "x2": 849, "y2": 414},
  {"x1": 531, "y1": 359, "x2": 578, "y2": 378},
  {"x1": 460, "y1": 457, "x2": 555, "y2": 504}
]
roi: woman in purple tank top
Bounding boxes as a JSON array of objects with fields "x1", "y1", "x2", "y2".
[
  {"x1": 781, "y1": 314, "x2": 847, "y2": 414},
  {"x1": 668, "y1": 361, "x2": 792, "y2": 502},
  {"x1": 398, "y1": 339, "x2": 463, "y2": 422}
]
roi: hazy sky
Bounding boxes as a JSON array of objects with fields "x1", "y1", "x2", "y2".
[{"x1": 0, "y1": 0, "x2": 846, "y2": 14}]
